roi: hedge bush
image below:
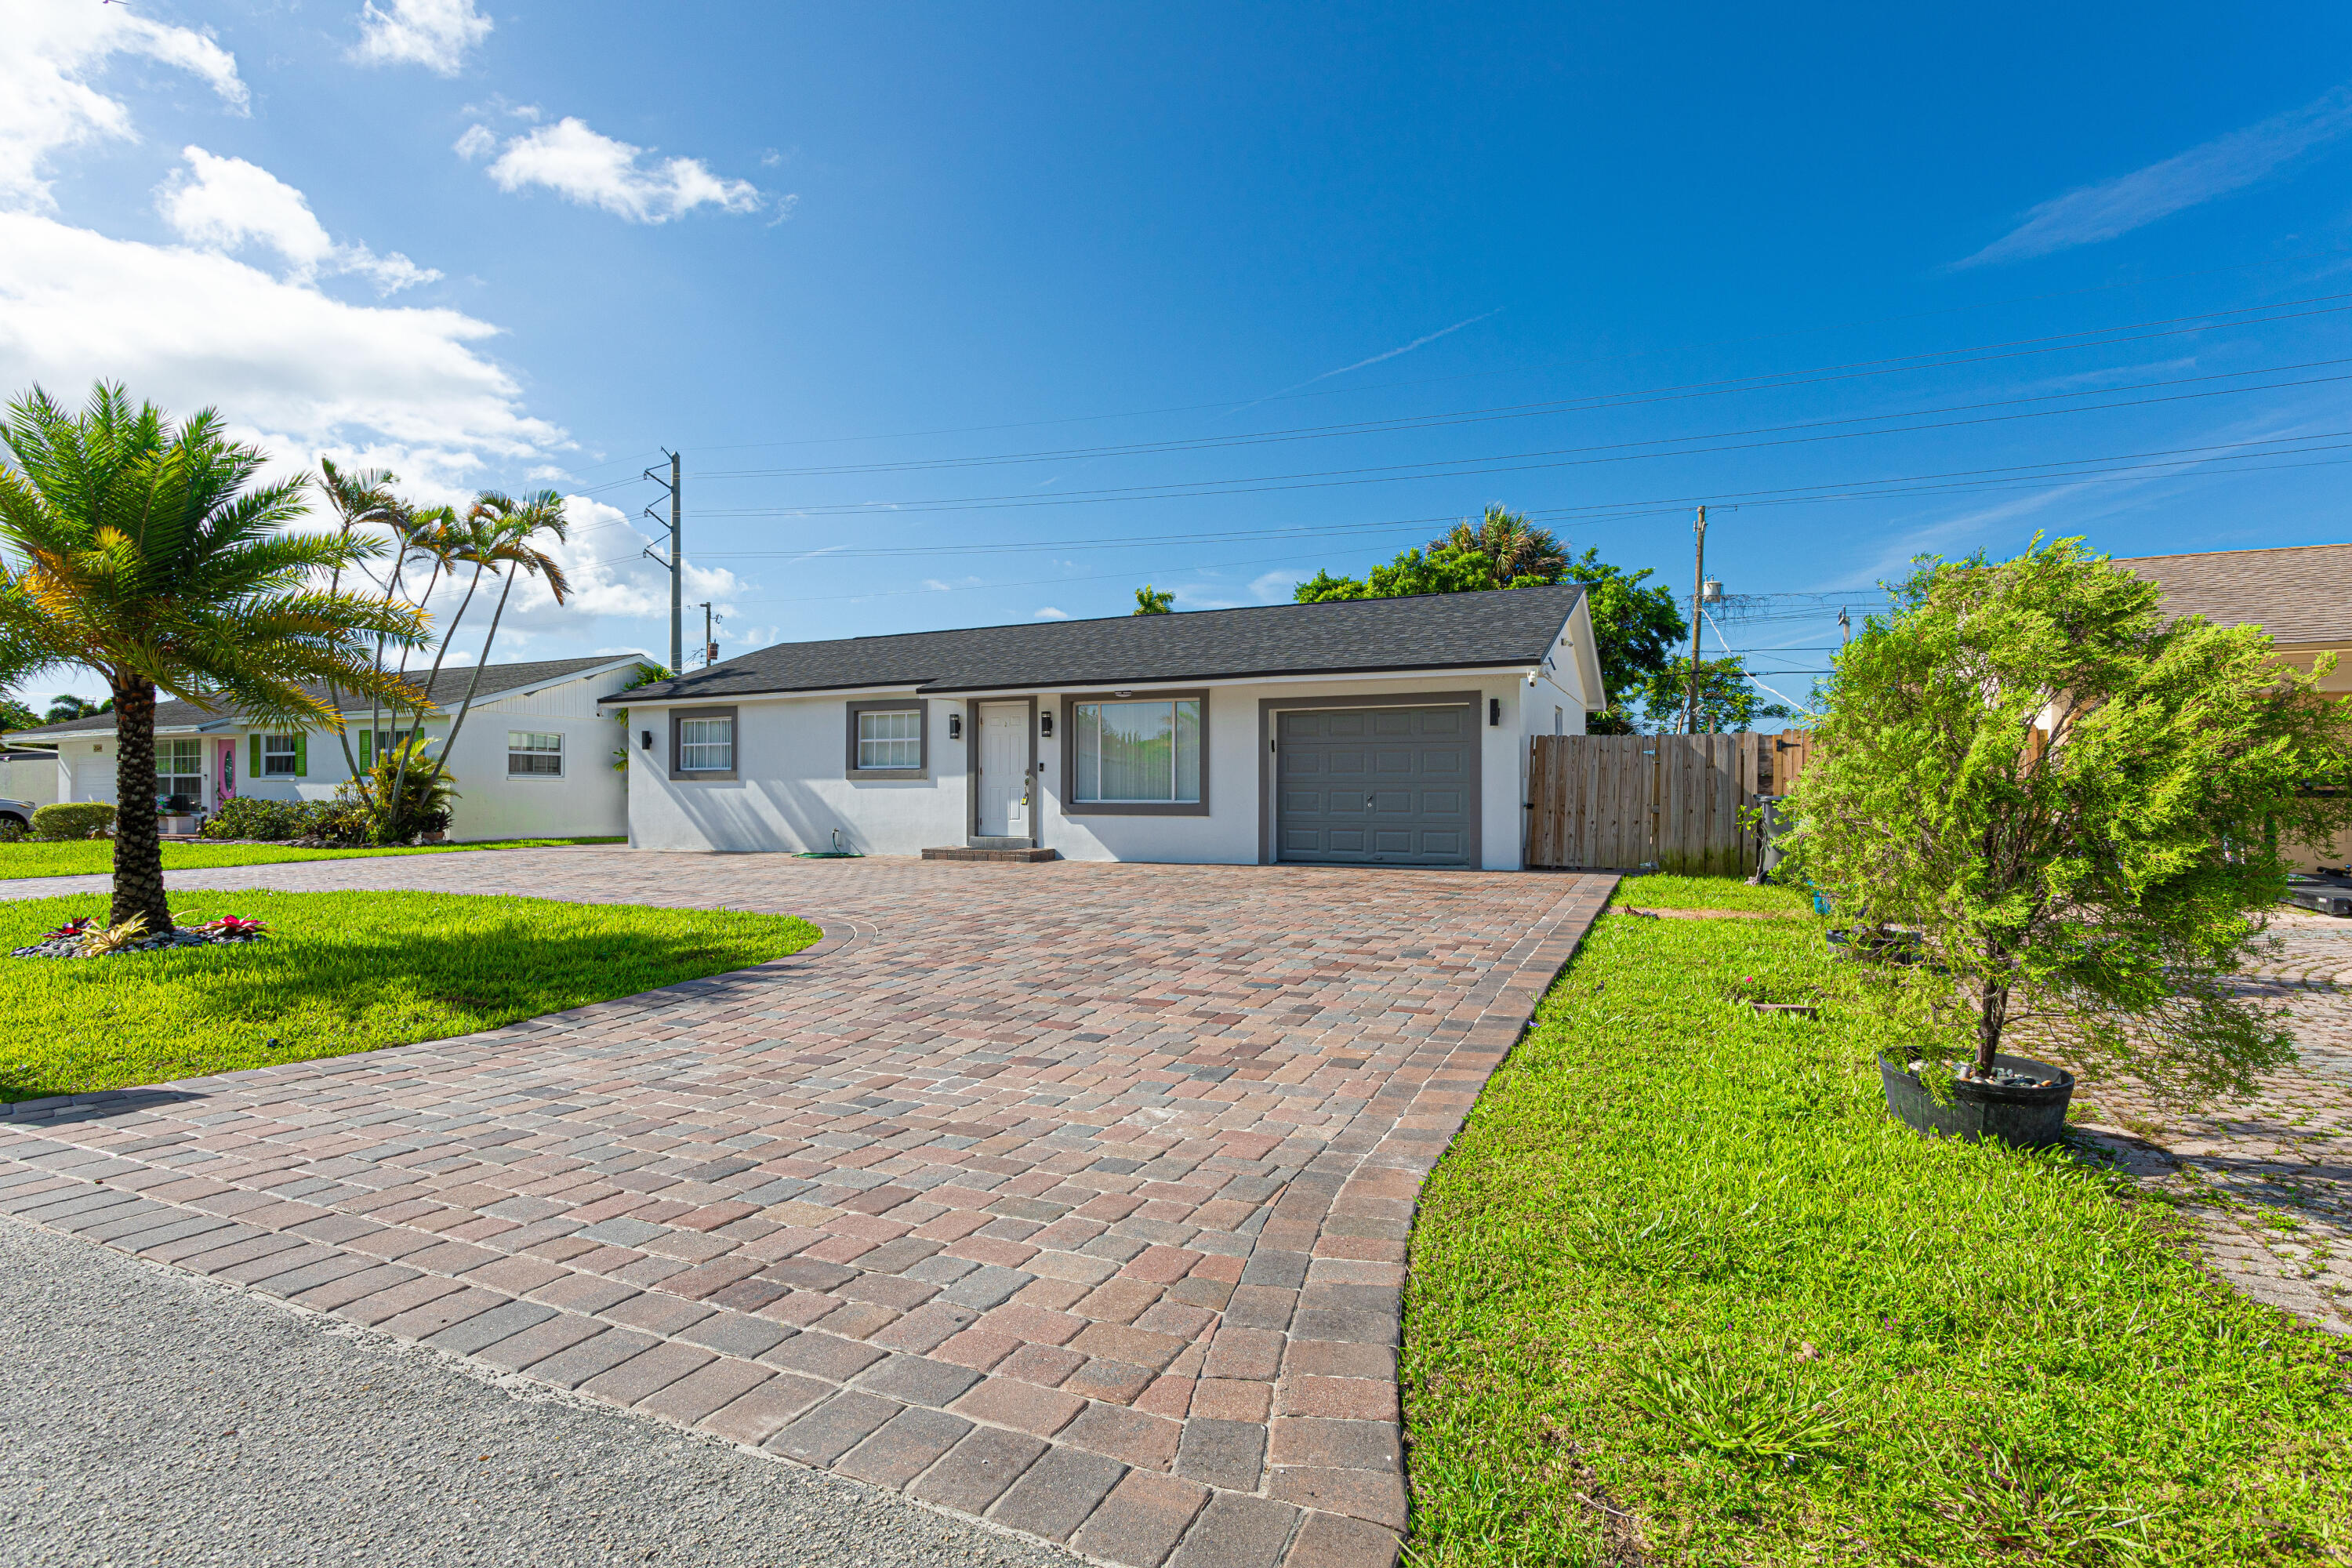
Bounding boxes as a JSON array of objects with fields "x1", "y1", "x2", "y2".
[
  {"x1": 199, "y1": 797, "x2": 336, "y2": 842},
  {"x1": 31, "y1": 803, "x2": 114, "y2": 840}
]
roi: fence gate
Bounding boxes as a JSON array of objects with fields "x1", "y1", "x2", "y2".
[{"x1": 1526, "y1": 732, "x2": 1770, "y2": 874}]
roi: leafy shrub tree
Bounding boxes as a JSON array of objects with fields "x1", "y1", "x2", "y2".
[
  {"x1": 31, "y1": 802, "x2": 114, "y2": 840},
  {"x1": 1785, "y1": 538, "x2": 2352, "y2": 1105},
  {"x1": 201, "y1": 797, "x2": 336, "y2": 841},
  {"x1": 1637, "y1": 655, "x2": 1796, "y2": 733}
]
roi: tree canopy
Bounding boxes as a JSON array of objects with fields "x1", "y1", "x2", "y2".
[
  {"x1": 1292, "y1": 506, "x2": 1705, "y2": 730},
  {"x1": 0, "y1": 382, "x2": 424, "y2": 926},
  {"x1": 1784, "y1": 536, "x2": 2352, "y2": 1102}
]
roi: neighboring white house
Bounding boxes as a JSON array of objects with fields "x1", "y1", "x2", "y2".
[
  {"x1": 10, "y1": 656, "x2": 645, "y2": 840},
  {"x1": 0, "y1": 746, "x2": 60, "y2": 809},
  {"x1": 604, "y1": 586, "x2": 1605, "y2": 869}
]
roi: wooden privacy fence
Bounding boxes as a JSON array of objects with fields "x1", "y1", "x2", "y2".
[{"x1": 1529, "y1": 731, "x2": 1811, "y2": 874}]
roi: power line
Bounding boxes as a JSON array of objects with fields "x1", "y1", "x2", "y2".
[
  {"x1": 679, "y1": 364, "x2": 2352, "y2": 520},
  {"x1": 556, "y1": 428, "x2": 2351, "y2": 575},
  {"x1": 550, "y1": 246, "x2": 2352, "y2": 458},
  {"x1": 682, "y1": 294, "x2": 2352, "y2": 481}
]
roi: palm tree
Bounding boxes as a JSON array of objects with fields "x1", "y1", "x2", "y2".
[
  {"x1": 1432, "y1": 503, "x2": 1567, "y2": 586},
  {"x1": 432, "y1": 489, "x2": 570, "y2": 781},
  {"x1": 0, "y1": 383, "x2": 426, "y2": 928}
]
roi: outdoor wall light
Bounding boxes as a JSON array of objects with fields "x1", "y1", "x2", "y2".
[
  {"x1": 1040, "y1": 711, "x2": 1054, "y2": 738},
  {"x1": 948, "y1": 713, "x2": 963, "y2": 739},
  {"x1": 640, "y1": 730, "x2": 653, "y2": 750},
  {"x1": 1489, "y1": 698, "x2": 1502, "y2": 727}
]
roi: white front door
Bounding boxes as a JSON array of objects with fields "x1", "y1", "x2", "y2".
[{"x1": 977, "y1": 702, "x2": 1029, "y2": 838}]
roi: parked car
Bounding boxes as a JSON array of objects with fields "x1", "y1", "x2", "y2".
[{"x1": 0, "y1": 797, "x2": 33, "y2": 833}]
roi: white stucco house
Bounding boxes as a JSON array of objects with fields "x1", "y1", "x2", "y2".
[
  {"x1": 11, "y1": 656, "x2": 643, "y2": 840},
  {"x1": 603, "y1": 586, "x2": 1605, "y2": 869}
]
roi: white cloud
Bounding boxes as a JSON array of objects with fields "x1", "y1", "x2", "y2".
[
  {"x1": 350, "y1": 0, "x2": 492, "y2": 76},
  {"x1": 475, "y1": 117, "x2": 764, "y2": 223},
  {"x1": 1961, "y1": 84, "x2": 2352, "y2": 267},
  {"x1": 156, "y1": 147, "x2": 438, "y2": 294},
  {"x1": 1248, "y1": 570, "x2": 1297, "y2": 602},
  {"x1": 453, "y1": 123, "x2": 498, "y2": 162},
  {"x1": 477, "y1": 495, "x2": 746, "y2": 637},
  {"x1": 1033, "y1": 606, "x2": 1069, "y2": 619},
  {"x1": 0, "y1": 0, "x2": 246, "y2": 211},
  {"x1": 0, "y1": 211, "x2": 562, "y2": 498}
]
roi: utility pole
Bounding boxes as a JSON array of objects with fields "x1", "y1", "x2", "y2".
[
  {"x1": 699, "y1": 601, "x2": 719, "y2": 666},
  {"x1": 1838, "y1": 606, "x2": 1851, "y2": 647},
  {"x1": 1684, "y1": 505, "x2": 1708, "y2": 735},
  {"x1": 641, "y1": 450, "x2": 683, "y2": 672}
]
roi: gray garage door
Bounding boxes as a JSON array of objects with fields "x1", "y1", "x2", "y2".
[{"x1": 1276, "y1": 706, "x2": 1475, "y2": 866}]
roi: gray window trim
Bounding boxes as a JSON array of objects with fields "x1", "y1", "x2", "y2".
[
  {"x1": 1255, "y1": 691, "x2": 1483, "y2": 867},
  {"x1": 1059, "y1": 688, "x2": 1210, "y2": 818},
  {"x1": 670, "y1": 706, "x2": 739, "y2": 782},
  {"x1": 965, "y1": 697, "x2": 1040, "y2": 846},
  {"x1": 845, "y1": 698, "x2": 929, "y2": 780}
]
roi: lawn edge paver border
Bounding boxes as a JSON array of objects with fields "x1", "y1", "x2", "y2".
[{"x1": 0, "y1": 859, "x2": 1616, "y2": 1568}]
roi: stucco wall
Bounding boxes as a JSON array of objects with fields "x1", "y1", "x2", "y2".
[
  {"x1": 49, "y1": 670, "x2": 630, "y2": 840},
  {"x1": 626, "y1": 670, "x2": 1579, "y2": 869}
]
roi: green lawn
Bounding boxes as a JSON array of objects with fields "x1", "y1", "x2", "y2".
[
  {"x1": 1612, "y1": 873, "x2": 1813, "y2": 913},
  {"x1": 0, "y1": 890, "x2": 817, "y2": 1103},
  {"x1": 1403, "y1": 890, "x2": 2351, "y2": 1566},
  {"x1": 0, "y1": 836, "x2": 623, "y2": 880}
]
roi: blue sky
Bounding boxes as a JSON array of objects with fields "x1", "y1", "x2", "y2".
[{"x1": 5, "y1": 0, "x2": 2350, "y2": 708}]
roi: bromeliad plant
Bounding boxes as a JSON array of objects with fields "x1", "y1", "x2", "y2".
[
  {"x1": 0, "y1": 383, "x2": 429, "y2": 932},
  {"x1": 1783, "y1": 537, "x2": 2352, "y2": 1106}
]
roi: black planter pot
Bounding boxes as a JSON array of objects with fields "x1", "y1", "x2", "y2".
[{"x1": 1878, "y1": 1053, "x2": 2074, "y2": 1149}]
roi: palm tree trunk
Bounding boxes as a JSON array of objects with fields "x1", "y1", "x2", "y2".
[
  {"x1": 108, "y1": 677, "x2": 171, "y2": 931},
  {"x1": 385, "y1": 561, "x2": 483, "y2": 837},
  {"x1": 437, "y1": 572, "x2": 517, "y2": 771}
]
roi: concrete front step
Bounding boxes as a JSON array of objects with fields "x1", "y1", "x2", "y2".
[{"x1": 920, "y1": 845, "x2": 1059, "y2": 863}]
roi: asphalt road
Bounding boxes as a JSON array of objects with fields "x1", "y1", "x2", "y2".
[{"x1": 0, "y1": 1216, "x2": 1078, "y2": 1568}]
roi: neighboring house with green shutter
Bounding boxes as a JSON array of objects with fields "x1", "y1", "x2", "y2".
[{"x1": 8, "y1": 656, "x2": 640, "y2": 840}]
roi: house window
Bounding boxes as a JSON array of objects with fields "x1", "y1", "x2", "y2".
[
  {"x1": 507, "y1": 731, "x2": 563, "y2": 776},
  {"x1": 361, "y1": 729, "x2": 416, "y2": 768},
  {"x1": 679, "y1": 716, "x2": 734, "y2": 772},
  {"x1": 262, "y1": 734, "x2": 300, "y2": 776},
  {"x1": 1073, "y1": 699, "x2": 1201, "y2": 804},
  {"x1": 844, "y1": 700, "x2": 927, "y2": 779},
  {"x1": 156, "y1": 739, "x2": 203, "y2": 804},
  {"x1": 857, "y1": 710, "x2": 920, "y2": 770}
]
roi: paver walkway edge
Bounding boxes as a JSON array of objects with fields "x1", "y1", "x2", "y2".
[{"x1": 0, "y1": 850, "x2": 1617, "y2": 1568}]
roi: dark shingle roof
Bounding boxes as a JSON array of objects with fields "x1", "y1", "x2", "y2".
[
  {"x1": 608, "y1": 585, "x2": 1585, "y2": 703},
  {"x1": 2118, "y1": 543, "x2": 2352, "y2": 644},
  {"x1": 5, "y1": 656, "x2": 637, "y2": 740}
]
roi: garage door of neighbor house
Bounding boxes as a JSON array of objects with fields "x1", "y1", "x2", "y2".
[
  {"x1": 1276, "y1": 705, "x2": 1475, "y2": 866},
  {"x1": 71, "y1": 760, "x2": 114, "y2": 804}
]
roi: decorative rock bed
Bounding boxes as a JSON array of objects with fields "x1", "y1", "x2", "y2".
[{"x1": 12, "y1": 916, "x2": 268, "y2": 960}]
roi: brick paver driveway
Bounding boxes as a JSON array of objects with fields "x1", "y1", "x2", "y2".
[{"x1": 0, "y1": 850, "x2": 1613, "y2": 1568}]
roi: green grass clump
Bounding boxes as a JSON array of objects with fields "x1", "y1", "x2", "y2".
[
  {"x1": 1613, "y1": 873, "x2": 1812, "y2": 913},
  {"x1": 0, "y1": 890, "x2": 817, "y2": 1102},
  {"x1": 1403, "y1": 893, "x2": 2352, "y2": 1567},
  {"x1": 0, "y1": 837, "x2": 623, "y2": 881}
]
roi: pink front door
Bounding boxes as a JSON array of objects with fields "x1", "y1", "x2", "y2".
[{"x1": 218, "y1": 738, "x2": 236, "y2": 804}]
